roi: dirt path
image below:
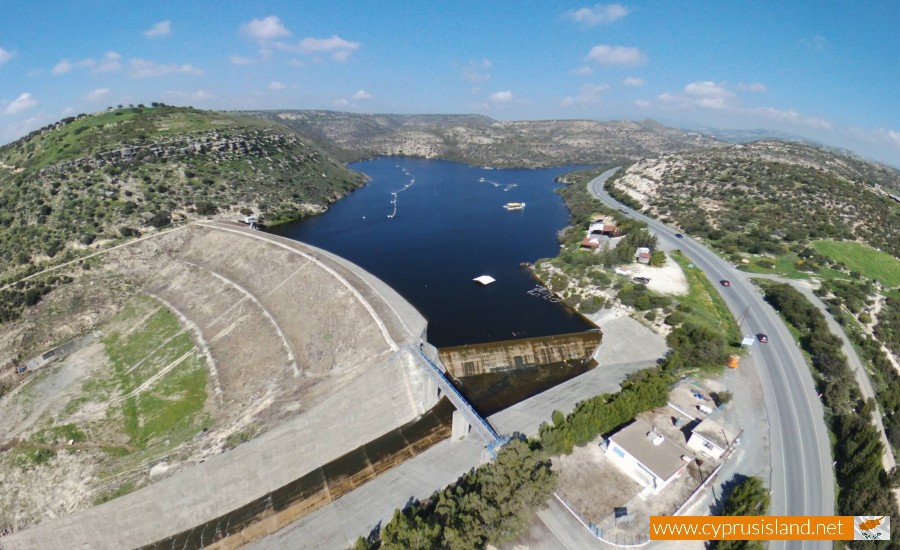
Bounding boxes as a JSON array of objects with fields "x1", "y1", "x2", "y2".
[{"x1": 0, "y1": 224, "x2": 187, "y2": 292}]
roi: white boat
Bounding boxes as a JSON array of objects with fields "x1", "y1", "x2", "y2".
[
  {"x1": 473, "y1": 275, "x2": 496, "y2": 285},
  {"x1": 504, "y1": 202, "x2": 525, "y2": 211}
]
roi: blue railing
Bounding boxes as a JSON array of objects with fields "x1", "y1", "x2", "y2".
[{"x1": 411, "y1": 345, "x2": 505, "y2": 449}]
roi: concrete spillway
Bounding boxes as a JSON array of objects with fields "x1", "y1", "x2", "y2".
[{"x1": 438, "y1": 331, "x2": 603, "y2": 378}]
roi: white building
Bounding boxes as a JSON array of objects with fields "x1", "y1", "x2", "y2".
[
  {"x1": 605, "y1": 418, "x2": 691, "y2": 497},
  {"x1": 687, "y1": 418, "x2": 738, "y2": 459}
]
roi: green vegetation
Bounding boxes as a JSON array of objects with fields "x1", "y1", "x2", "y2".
[
  {"x1": 761, "y1": 282, "x2": 899, "y2": 547},
  {"x1": 0, "y1": 274, "x2": 73, "y2": 323},
  {"x1": 875, "y1": 297, "x2": 900, "y2": 357},
  {"x1": 102, "y1": 299, "x2": 208, "y2": 451},
  {"x1": 357, "y1": 439, "x2": 556, "y2": 549},
  {"x1": 710, "y1": 476, "x2": 769, "y2": 550},
  {"x1": 606, "y1": 143, "x2": 900, "y2": 286},
  {"x1": 0, "y1": 105, "x2": 365, "y2": 300},
  {"x1": 538, "y1": 367, "x2": 671, "y2": 454},
  {"x1": 812, "y1": 240, "x2": 900, "y2": 288},
  {"x1": 535, "y1": 167, "x2": 673, "y2": 316},
  {"x1": 670, "y1": 250, "x2": 741, "y2": 344}
]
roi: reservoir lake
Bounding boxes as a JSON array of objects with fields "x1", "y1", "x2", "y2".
[{"x1": 271, "y1": 157, "x2": 597, "y2": 348}]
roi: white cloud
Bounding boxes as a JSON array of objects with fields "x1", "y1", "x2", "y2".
[
  {"x1": 490, "y1": 91, "x2": 513, "y2": 103},
  {"x1": 85, "y1": 88, "x2": 111, "y2": 102},
  {"x1": 737, "y1": 82, "x2": 767, "y2": 92},
  {"x1": 586, "y1": 45, "x2": 646, "y2": 66},
  {"x1": 566, "y1": 4, "x2": 629, "y2": 25},
  {"x1": 561, "y1": 83, "x2": 610, "y2": 106},
  {"x1": 571, "y1": 65, "x2": 594, "y2": 76},
  {"x1": 657, "y1": 80, "x2": 832, "y2": 130},
  {"x1": 269, "y1": 81, "x2": 286, "y2": 90},
  {"x1": 333, "y1": 98, "x2": 350, "y2": 107},
  {"x1": 230, "y1": 55, "x2": 256, "y2": 65},
  {"x1": 622, "y1": 76, "x2": 645, "y2": 87},
  {"x1": 462, "y1": 58, "x2": 492, "y2": 83},
  {"x1": 0, "y1": 47, "x2": 13, "y2": 65},
  {"x1": 272, "y1": 35, "x2": 361, "y2": 62},
  {"x1": 635, "y1": 99, "x2": 651, "y2": 107},
  {"x1": 94, "y1": 51, "x2": 122, "y2": 73},
  {"x1": 889, "y1": 130, "x2": 900, "y2": 150},
  {"x1": 290, "y1": 35, "x2": 361, "y2": 62},
  {"x1": 352, "y1": 89, "x2": 372, "y2": 100},
  {"x1": 52, "y1": 59, "x2": 73, "y2": 75},
  {"x1": 144, "y1": 20, "x2": 172, "y2": 38},
  {"x1": 163, "y1": 90, "x2": 213, "y2": 101},
  {"x1": 751, "y1": 107, "x2": 832, "y2": 129},
  {"x1": 241, "y1": 16, "x2": 291, "y2": 40},
  {"x1": 52, "y1": 52, "x2": 121, "y2": 75},
  {"x1": 801, "y1": 35, "x2": 827, "y2": 51},
  {"x1": 130, "y1": 58, "x2": 203, "y2": 78},
  {"x1": 658, "y1": 81, "x2": 736, "y2": 110},
  {"x1": 3, "y1": 92, "x2": 38, "y2": 115}
]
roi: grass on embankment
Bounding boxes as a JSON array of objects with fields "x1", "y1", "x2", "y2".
[
  {"x1": 670, "y1": 250, "x2": 742, "y2": 346},
  {"x1": 812, "y1": 239, "x2": 900, "y2": 288},
  {"x1": 102, "y1": 296, "x2": 209, "y2": 453}
]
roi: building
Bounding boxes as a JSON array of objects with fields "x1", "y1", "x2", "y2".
[
  {"x1": 605, "y1": 418, "x2": 692, "y2": 496},
  {"x1": 635, "y1": 247, "x2": 651, "y2": 264},
  {"x1": 581, "y1": 237, "x2": 602, "y2": 250},
  {"x1": 687, "y1": 418, "x2": 738, "y2": 459}
]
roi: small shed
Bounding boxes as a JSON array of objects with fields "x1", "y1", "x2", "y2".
[{"x1": 635, "y1": 247, "x2": 651, "y2": 264}]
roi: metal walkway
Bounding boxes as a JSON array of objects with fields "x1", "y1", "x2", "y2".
[{"x1": 411, "y1": 345, "x2": 505, "y2": 449}]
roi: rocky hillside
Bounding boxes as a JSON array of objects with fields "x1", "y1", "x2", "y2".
[
  {"x1": 609, "y1": 140, "x2": 900, "y2": 258},
  {"x1": 242, "y1": 110, "x2": 725, "y2": 168},
  {"x1": 0, "y1": 105, "x2": 364, "y2": 283}
]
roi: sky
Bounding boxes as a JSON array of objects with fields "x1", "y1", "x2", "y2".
[{"x1": 1, "y1": 1, "x2": 899, "y2": 166}]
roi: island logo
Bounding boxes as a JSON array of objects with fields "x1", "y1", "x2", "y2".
[{"x1": 854, "y1": 516, "x2": 890, "y2": 541}]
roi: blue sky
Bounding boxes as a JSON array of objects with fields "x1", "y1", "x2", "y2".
[{"x1": 1, "y1": 1, "x2": 899, "y2": 166}]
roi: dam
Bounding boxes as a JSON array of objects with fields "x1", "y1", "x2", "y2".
[{"x1": 1, "y1": 221, "x2": 600, "y2": 550}]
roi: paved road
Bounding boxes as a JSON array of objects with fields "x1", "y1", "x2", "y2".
[
  {"x1": 751, "y1": 274, "x2": 896, "y2": 472},
  {"x1": 588, "y1": 167, "x2": 835, "y2": 550}
]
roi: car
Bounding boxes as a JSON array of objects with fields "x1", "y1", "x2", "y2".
[
  {"x1": 720, "y1": 280, "x2": 731, "y2": 287},
  {"x1": 633, "y1": 276, "x2": 650, "y2": 284},
  {"x1": 757, "y1": 333, "x2": 769, "y2": 343},
  {"x1": 675, "y1": 233, "x2": 684, "y2": 238}
]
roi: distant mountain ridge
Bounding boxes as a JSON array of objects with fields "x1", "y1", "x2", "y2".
[{"x1": 240, "y1": 110, "x2": 726, "y2": 167}]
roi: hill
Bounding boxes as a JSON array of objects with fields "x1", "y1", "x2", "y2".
[
  {"x1": 242, "y1": 110, "x2": 726, "y2": 167},
  {"x1": 0, "y1": 105, "x2": 365, "y2": 285},
  {"x1": 609, "y1": 140, "x2": 900, "y2": 260}
]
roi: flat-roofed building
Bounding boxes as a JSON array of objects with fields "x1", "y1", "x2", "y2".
[
  {"x1": 687, "y1": 418, "x2": 738, "y2": 459},
  {"x1": 605, "y1": 418, "x2": 691, "y2": 496}
]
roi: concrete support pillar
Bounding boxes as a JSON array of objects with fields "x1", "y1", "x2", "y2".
[{"x1": 451, "y1": 410, "x2": 471, "y2": 440}]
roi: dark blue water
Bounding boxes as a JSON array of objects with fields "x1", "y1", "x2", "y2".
[{"x1": 270, "y1": 158, "x2": 597, "y2": 347}]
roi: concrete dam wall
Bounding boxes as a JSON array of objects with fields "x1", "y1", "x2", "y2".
[{"x1": 438, "y1": 330, "x2": 603, "y2": 378}]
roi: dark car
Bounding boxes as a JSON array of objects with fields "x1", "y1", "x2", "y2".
[
  {"x1": 633, "y1": 276, "x2": 650, "y2": 284},
  {"x1": 757, "y1": 333, "x2": 769, "y2": 343},
  {"x1": 675, "y1": 233, "x2": 684, "y2": 238},
  {"x1": 720, "y1": 280, "x2": 731, "y2": 287}
]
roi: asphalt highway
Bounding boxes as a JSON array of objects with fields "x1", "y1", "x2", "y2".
[{"x1": 588, "y1": 167, "x2": 835, "y2": 550}]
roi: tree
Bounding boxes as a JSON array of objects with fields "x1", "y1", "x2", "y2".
[
  {"x1": 711, "y1": 476, "x2": 770, "y2": 550},
  {"x1": 649, "y1": 249, "x2": 666, "y2": 266}
]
